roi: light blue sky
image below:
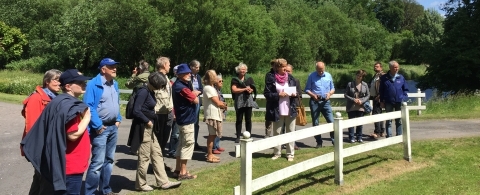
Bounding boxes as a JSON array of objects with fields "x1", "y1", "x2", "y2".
[{"x1": 417, "y1": 0, "x2": 446, "y2": 15}]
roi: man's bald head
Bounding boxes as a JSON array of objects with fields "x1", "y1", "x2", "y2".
[{"x1": 316, "y1": 61, "x2": 325, "y2": 76}]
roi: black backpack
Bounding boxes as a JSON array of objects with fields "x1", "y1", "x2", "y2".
[{"x1": 125, "y1": 84, "x2": 145, "y2": 119}]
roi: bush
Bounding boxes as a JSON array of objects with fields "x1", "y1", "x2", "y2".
[
  {"x1": 0, "y1": 71, "x2": 41, "y2": 95},
  {"x1": 5, "y1": 57, "x2": 49, "y2": 72}
]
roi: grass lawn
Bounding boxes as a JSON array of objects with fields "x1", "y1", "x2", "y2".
[{"x1": 135, "y1": 137, "x2": 480, "y2": 195}]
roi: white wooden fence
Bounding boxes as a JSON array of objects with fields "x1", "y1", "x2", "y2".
[
  {"x1": 232, "y1": 102, "x2": 412, "y2": 195},
  {"x1": 119, "y1": 88, "x2": 426, "y2": 114}
]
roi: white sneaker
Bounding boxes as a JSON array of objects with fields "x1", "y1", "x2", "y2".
[
  {"x1": 287, "y1": 156, "x2": 294, "y2": 162},
  {"x1": 271, "y1": 154, "x2": 281, "y2": 160},
  {"x1": 136, "y1": 185, "x2": 154, "y2": 191}
]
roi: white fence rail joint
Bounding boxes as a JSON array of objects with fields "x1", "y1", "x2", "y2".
[{"x1": 233, "y1": 102, "x2": 412, "y2": 195}]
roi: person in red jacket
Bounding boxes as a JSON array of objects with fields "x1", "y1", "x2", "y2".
[{"x1": 21, "y1": 69, "x2": 62, "y2": 195}]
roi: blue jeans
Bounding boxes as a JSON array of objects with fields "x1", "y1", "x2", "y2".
[
  {"x1": 168, "y1": 122, "x2": 180, "y2": 155},
  {"x1": 213, "y1": 137, "x2": 220, "y2": 150},
  {"x1": 84, "y1": 125, "x2": 118, "y2": 195},
  {"x1": 66, "y1": 174, "x2": 83, "y2": 195},
  {"x1": 309, "y1": 99, "x2": 334, "y2": 144},
  {"x1": 194, "y1": 103, "x2": 200, "y2": 145},
  {"x1": 385, "y1": 102, "x2": 402, "y2": 138},
  {"x1": 347, "y1": 111, "x2": 364, "y2": 140}
]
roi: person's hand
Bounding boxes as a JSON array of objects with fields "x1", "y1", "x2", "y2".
[
  {"x1": 325, "y1": 93, "x2": 331, "y2": 100},
  {"x1": 311, "y1": 94, "x2": 319, "y2": 101},
  {"x1": 380, "y1": 102, "x2": 385, "y2": 108},
  {"x1": 132, "y1": 68, "x2": 138, "y2": 75},
  {"x1": 97, "y1": 125, "x2": 107, "y2": 134},
  {"x1": 193, "y1": 90, "x2": 201, "y2": 96},
  {"x1": 291, "y1": 93, "x2": 297, "y2": 97},
  {"x1": 115, "y1": 121, "x2": 121, "y2": 128},
  {"x1": 147, "y1": 121, "x2": 153, "y2": 128},
  {"x1": 353, "y1": 98, "x2": 360, "y2": 105}
]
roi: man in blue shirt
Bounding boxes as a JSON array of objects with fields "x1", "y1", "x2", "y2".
[
  {"x1": 83, "y1": 58, "x2": 122, "y2": 195},
  {"x1": 304, "y1": 61, "x2": 335, "y2": 148},
  {"x1": 189, "y1": 60, "x2": 203, "y2": 151},
  {"x1": 379, "y1": 60, "x2": 408, "y2": 138}
]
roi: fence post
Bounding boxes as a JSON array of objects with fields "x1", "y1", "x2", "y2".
[
  {"x1": 401, "y1": 102, "x2": 412, "y2": 162},
  {"x1": 334, "y1": 112, "x2": 344, "y2": 185},
  {"x1": 240, "y1": 132, "x2": 253, "y2": 195},
  {"x1": 417, "y1": 88, "x2": 422, "y2": 115}
]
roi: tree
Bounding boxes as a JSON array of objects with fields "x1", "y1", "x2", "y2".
[
  {"x1": 374, "y1": 0, "x2": 405, "y2": 32},
  {"x1": 0, "y1": 21, "x2": 28, "y2": 67},
  {"x1": 402, "y1": 9, "x2": 444, "y2": 64},
  {"x1": 167, "y1": 0, "x2": 280, "y2": 73},
  {"x1": 417, "y1": 0, "x2": 480, "y2": 93}
]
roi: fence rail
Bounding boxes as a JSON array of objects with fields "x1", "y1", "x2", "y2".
[
  {"x1": 233, "y1": 102, "x2": 412, "y2": 194},
  {"x1": 119, "y1": 88, "x2": 426, "y2": 114}
]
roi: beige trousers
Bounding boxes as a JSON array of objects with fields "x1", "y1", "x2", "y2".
[
  {"x1": 273, "y1": 116, "x2": 296, "y2": 157},
  {"x1": 175, "y1": 123, "x2": 195, "y2": 160},
  {"x1": 135, "y1": 125, "x2": 169, "y2": 188}
]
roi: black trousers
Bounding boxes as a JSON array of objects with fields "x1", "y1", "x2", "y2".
[
  {"x1": 371, "y1": 97, "x2": 385, "y2": 134},
  {"x1": 155, "y1": 111, "x2": 174, "y2": 155},
  {"x1": 235, "y1": 107, "x2": 252, "y2": 138}
]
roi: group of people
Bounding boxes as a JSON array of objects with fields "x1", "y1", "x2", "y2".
[
  {"x1": 260, "y1": 59, "x2": 409, "y2": 161},
  {"x1": 19, "y1": 56, "x2": 408, "y2": 194}
]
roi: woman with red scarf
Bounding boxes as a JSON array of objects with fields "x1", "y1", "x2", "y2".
[{"x1": 264, "y1": 58, "x2": 298, "y2": 162}]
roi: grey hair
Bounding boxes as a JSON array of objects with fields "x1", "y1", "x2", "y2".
[
  {"x1": 235, "y1": 62, "x2": 248, "y2": 73},
  {"x1": 43, "y1": 69, "x2": 62, "y2": 88},
  {"x1": 287, "y1": 64, "x2": 293, "y2": 69},
  {"x1": 189, "y1": 59, "x2": 201, "y2": 68},
  {"x1": 216, "y1": 73, "x2": 222, "y2": 79},
  {"x1": 155, "y1": 56, "x2": 170, "y2": 70},
  {"x1": 389, "y1": 60, "x2": 399, "y2": 68},
  {"x1": 149, "y1": 72, "x2": 167, "y2": 90}
]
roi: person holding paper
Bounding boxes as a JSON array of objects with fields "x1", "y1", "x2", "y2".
[{"x1": 264, "y1": 58, "x2": 298, "y2": 162}]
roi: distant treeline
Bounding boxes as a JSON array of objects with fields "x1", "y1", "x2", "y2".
[{"x1": 1, "y1": 0, "x2": 478, "y2": 94}]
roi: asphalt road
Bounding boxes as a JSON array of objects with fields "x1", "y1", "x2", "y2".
[{"x1": 1, "y1": 101, "x2": 480, "y2": 195}]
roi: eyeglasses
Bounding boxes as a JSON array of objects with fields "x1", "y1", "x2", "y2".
[{"x1": 218, "y1": 80, "x2": 223, "y2": 83}]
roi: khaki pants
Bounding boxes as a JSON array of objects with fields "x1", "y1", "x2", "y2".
[
  {"x1": 176, "y1": 123, "x2": 194, "y2": 160},
  {"x1": 273, "y1": 116, "x2": 296, "y2": 157},
  {"x1": 136, "y1": 125, "x2": 169, "y2": 188}
]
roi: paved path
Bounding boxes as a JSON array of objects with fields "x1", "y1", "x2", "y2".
[{"x1": 1, "y1": 101, "x2": 480, "y2": 195}]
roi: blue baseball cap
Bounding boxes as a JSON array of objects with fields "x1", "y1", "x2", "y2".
[
  {"x1": 98, "y1": 58, "x2": 120, "y2": 68},
  {"x1": 59, "y1": 69, "x2": 92, "y2": 86},
  {"x1": 176, "y1": 63, "x2": 191, "y2": 74}
]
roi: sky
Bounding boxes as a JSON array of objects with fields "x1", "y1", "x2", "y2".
[{"x1": 417, "y1": 0, "x2": 446, "y2": 15}]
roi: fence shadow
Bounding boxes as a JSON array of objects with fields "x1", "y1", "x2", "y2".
[{"x1": 254, "y1": 154, "x2": 389, "y2": 195}]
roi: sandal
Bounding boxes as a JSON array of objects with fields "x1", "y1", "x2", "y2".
[
  {"x1": 177, "y1": 173, "x2": 197, "y2": 181},
  {"x1": 205, "y1": 155, "x2": 220, "y2": 160},
  {"x1": 172, "y1": 170, "x2": 181, "y2": 178},
  {"x1": 206, "y1": 157, "x2": 221, "y2": 163}
]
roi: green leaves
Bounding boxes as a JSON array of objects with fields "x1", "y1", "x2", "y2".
[{"x1": 0, "y1": 21, "x2": 28, "y2": 67}]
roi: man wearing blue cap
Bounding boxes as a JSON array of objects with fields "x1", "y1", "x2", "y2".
[{"x1": 84, "y1": 58, "x2": 122, "y2": 195}]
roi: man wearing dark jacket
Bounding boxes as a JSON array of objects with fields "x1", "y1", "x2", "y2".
[{"x1": 379, "y1": 60, "x2": 409, "y2": 138}]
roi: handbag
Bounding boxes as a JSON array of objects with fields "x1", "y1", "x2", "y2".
[
  {"x1": 363, "y1": 101, "x2": 372, "y2": 114},
  {"x1": 295, "y1": 97, "x2": 307, "y2": 126}
]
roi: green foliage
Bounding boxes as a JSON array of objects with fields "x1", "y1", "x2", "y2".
[
  {"x1": 0, "y1": 21, "x2": 28, "y2": 66},
  {"x1": 167, "y1": 0, "x2": 279, "y2": 73},
  {"x1": 4, "y1": 56, "x2": 50, "y2": 72},
  {"x1": 417, "y1": 0, "x2": 480, "y2": 92}
]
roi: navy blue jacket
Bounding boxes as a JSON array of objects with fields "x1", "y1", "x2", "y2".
[
  {"x1": 264, "y1": 73, "x2": 298, "y2": 122},
  {"x1": 21, "y1": 93, "x2": 88, "y2": 191},
  {"x1": 379, "y1": 73, "x2": 409, "y2": 103},
  {"x1": 173, "y1": 79, "x2": 197, "y2": 125}
]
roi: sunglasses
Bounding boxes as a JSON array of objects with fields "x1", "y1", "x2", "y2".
[{"x1": 218, "y1": 80, "x2": 223, "y2": 83}]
